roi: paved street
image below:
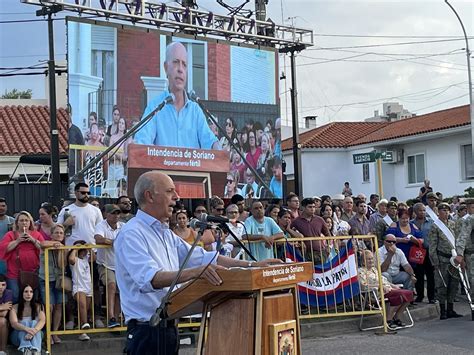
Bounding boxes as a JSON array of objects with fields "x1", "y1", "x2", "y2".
[{"x1": 300, "y1": 298, "x2": 474, "y2": 355}]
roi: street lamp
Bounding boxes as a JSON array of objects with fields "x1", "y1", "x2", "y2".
[{"x1": 444, "y1": 0, "x2": 473, "y2": 154}]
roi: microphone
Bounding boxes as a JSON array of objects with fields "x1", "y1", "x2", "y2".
[
  {"x1": 188, "y1": 90, "x2": 199, "y2": 102},
  {"x1": 189, "y1": 218, "x2": 215, "y2": 230},
  {"x1": 199, "y1": 213, "x2": 234, "y2": 225}
]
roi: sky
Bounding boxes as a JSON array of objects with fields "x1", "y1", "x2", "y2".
[{"x1": 0, "y1": 0, "x2": 473, "y2": 126}]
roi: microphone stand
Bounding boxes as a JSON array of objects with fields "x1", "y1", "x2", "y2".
[
  {"x1": 188, "y1": 92, "x2": 276, "y2": 198},
  {"x1": 69, "y1": 95, "x2": 174, "y2": 184},
  {"x1": 219, "y1": 222, "x2": 257, "y2": 262},
  {"x1": 150, "y1": 224, "x2": 208, "y2": 328}
]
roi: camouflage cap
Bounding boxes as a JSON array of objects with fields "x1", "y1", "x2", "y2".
[
  {"x1": 387, "y1": 201, "x2": 398, "y2": 209},
  {"x1": 438, "y1": 202, "x2": 451, "y2": 211},
  {"x1": 464, "y1": 198, "x2": 474, "y2": 205},
  {"x1": 426, "y1": 192, "x2": 439, "y2": 200}
]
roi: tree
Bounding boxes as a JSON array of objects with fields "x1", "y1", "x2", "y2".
[{"x1": 1, "y1": 88, "x2": 33, "y2": 99}]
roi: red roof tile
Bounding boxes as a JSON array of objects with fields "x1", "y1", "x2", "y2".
[
  {"x1": 282, "y1": 104, "x2": 469, "y2": 150},
  {"x1": 0, "y1": 105, "x2": 69, "y2": 155}
]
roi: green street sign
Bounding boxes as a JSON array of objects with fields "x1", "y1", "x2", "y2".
[
  {"x1": 381, "y1": 151, "x2": 393, "y2": 162},
  {"x1": 353, "y1": 152, "x2": 375, "y2": 164}
]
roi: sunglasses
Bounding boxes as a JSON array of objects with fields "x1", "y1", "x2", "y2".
[
  {"x1": 215, "y1": 208, "x2": 225, "y2": 212},
  {"x1": 78, "y1": 191, "x2": 90, "y2": 195},
  {"x1": 385, "y1": 240, "x2": 396, "y2": 244},
  {"x1": 226, "y1": 179, "x2": 234, "y2": 184},
  {"x1": 228, "y1": 211, "x2": 239, "y2": 214},
  {"x1": 226, "y1": 122, "x2": 232, "y2": 127},
  {"x1": 120, "y1": 201, "x2": 131, "y2": 205}
]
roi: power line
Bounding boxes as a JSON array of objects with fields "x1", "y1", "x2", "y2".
[
  {"x1": 308, "y1": 37, "x2": 474, "y2": 51},
  {"x1": 313, "y1": 33, "x2": 467, "y2": 39},
  {"x1": 412, "y1": 93, "x2": 469, "y2": 112}
]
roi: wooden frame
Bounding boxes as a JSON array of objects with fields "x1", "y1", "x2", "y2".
[{"x1": 269, "y1": 320, "x2": 298, "y2": 355}]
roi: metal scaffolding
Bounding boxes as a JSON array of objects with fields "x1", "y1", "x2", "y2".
[{"x1": 22, "y1": 0, "x2": 313, "y2": 48}]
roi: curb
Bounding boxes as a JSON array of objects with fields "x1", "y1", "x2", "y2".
[{"x1": 300, "y1": 302, "x2": 439, "y2": 338}]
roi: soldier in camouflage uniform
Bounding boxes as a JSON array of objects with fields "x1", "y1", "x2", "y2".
[
  {"x1": 454, "y1": 198, "x2": 474, "y2": 301},
  {"x1": 428, "y1": 203, "x2": 462, "y2": 319}
]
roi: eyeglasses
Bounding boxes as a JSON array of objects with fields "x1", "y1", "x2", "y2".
[
  {"x1": 120, "y1": 201, "x2": 131, "y2": 205},
  {"x1": 78, "y1": 191, "x2": 90, "y2": 195},
  {"x1": 385, "y1": 240, "x2": 396, "y2": 244},
  {"x1": 226, "y1": 179, "x2": 234, "y2": 184},
  {"x1": 226, "y1": 122, "x2": 232, "y2": 127},
  {"x1": 195, "y1": 209, "x2": 206, "y2": 213},
  {"x1": 227, "y1": 211, "x2": 239, "y2": 214}
]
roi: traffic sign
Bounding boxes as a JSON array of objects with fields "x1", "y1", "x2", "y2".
[{"x1": 353, "y1": 152, "x2": 375, "y2": 164}]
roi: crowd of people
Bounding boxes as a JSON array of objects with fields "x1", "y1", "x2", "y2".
[{"x1": 0, "y1": 175, "x2": 472, "y2": 352}]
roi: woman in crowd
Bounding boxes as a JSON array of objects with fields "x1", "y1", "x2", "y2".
[
  {"x1": 37, "y1": 203, "x2": 57, "y2": 241},
  {"x1": 277, "y1": 209, "x2": 303, "y2": 240},
  {"x1": 230, "y1": 150, "x2": 246, "y2": 186},
  {"x1": 358, "y1": 250, "x2": 413, "y2": 330},
  {"x1": 39, "y1": 225, "x2": 66, "y2": 345},
  {"x1": 173, "y1": 211, "x2": 197, "y2": 245},
  {"x1": 219, "y1": 117, "x2": 238, "y2": 151},
  {"x1": 9, "y1": 284, "x2": 45, "y2": 354},
  {"x1": 224, "y1": 170, "x2": 242, "y2": 198},
  {"x1": 256, "y1": 132, "x2": 273, "y2": 179},
  {"x1": 332, "y1": 205, "x2": 351, "y2": 236},
  {"x1": 108, "y1": 116, "x2": 129, "y2": 190},
  {"x1": 245, "y1": 129, "x2": 261, "y2": 169},
  {"x1": 106, "y1": 105, "x2": 121, "y2": 142},
  {"x1": 238, "y1": 127, "x2": 249, "y2": 153},
  {"x1": 0, "y1": 212, "x2": 44, "y2": 303},
  {"x1": 265, "y1": 204, "x2": 280, "y2": 224},
  {"x1": 320, "y1": 204, "x2": 333, "y2": 219},
  {"x1": 386, "y1": 209, "x2": 423, "y2": 259}
]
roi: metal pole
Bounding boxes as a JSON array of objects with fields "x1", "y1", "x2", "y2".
[
  {"x1": 445, "y1": 0, "x2": 473, "y2": 154},
  {"x1": 376, "y1": 158, "x2": 384, "y2": 198},
  {"x1": 47, "y1": 12, "x2": 61, "y2": 207},
  {"x1": 289, "y1": 50, "x2": 303, "y2": 197}
]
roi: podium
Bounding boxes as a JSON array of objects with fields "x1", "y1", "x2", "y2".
[{"x1": 167, "y1": 262, "x2": 313, "y2": 355}]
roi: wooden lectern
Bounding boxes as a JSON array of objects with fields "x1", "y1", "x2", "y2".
[{"x1": 167, "y1": 262, "x2": 313, "y2": 355}]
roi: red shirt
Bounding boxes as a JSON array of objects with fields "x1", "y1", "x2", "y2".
[
  {"x1": 0, "y1": 231, "x2": 44, "y2": 279},
  {"x1": 291, "y1": 215, "x2": 330, "y2": 251}
]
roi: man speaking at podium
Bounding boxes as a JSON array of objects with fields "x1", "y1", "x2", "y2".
[
  {"x1": 134, "y1": 42, "x2": 221, "y2": 150},
  {"x1": 115, "y1": 171, "x2": 280, "y2": 355}
]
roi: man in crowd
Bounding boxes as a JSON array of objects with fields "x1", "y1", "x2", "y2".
[
  {"x1": 241, "y1": 168, "x2": 262, "y2": 199},
  {"x1": 348, "y1": 200, "x2": 370, "y2": 236},
  {"x1": 340, "y1": 197, "x2": 355, "y2": 222},
  {"x1": 291, "y1": 198, "x2": 330, "y2": 264},
  {"x1": 429, "y1": 203, "x2": 462, "y2": 319},
  {"x1": 223, "y1": 204, "x2": 246, "y2": 257},
  {"x1": 117, "y1": 195, "x2": 134, "y2": 223},
  {"x1": 115, "y1": 171, "x2": 280, "y2": 354},
  {"x1": 134, "y1": 42, "x2": 220, "y2": 150},
  {"x1": 0, "y1": 274, "x2": 12, "y2": 354},
  {"x1": 94, "y1": 204, "x2": 124, "y2": 328},
  {"x1": 285, "y1": 193, "x2": 300, "y2": 220},
  {"x1": 0, "y1": 198, "x2": 14, "y2": 240},
  {"x1": 425, "y1": 192, "x2": 439, "y2": 218},
  {"x1": 57, "y1": 183, "x2": 103, "y2": 246},
  {"x1": 244, "y1": 200, "x2": 284, "y2": 261},
  {"x1": 374, "y1": 201, "x2": 398, "y2": 245},
  {"x1": 411, "y1": 203, "x2": 435, "y2": 304},
  {"x1": 230, "y1": 194, "x2": 249, "y2": 222},
  {"x1": 455, "y1": 198, "x2": 474, "y2": 305},
  {"x1": 368, "y1": 199, "x2": 387, "y2": 234},
  {"x1": 419, "y1": 179, "x2": 433, "y2": 205},
  {"x1": 378, "y1": 233, "x2": 416, "y2": 291},
  {"x1": 367, "y1": 194, "x2": 379, "y2": 219},
  {"x1": 313, "y1": 196, "x2": 322, "y2": 217},
  {"x1": 193, "y1": 203, "x2": 208, "y2": 220}
]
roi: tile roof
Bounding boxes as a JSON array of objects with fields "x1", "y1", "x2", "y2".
[
  {"x1": 282, "y1": 104, "x2": 469, "y2": 150},
  {"x1": 0, "y1": 105, "x2": 69, "y2": 155}
]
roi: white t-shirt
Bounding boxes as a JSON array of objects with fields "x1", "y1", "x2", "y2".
[
  {"x1": 71, "y1": 255, "x2": 92, "y2": 297},
  {"x1": 377, "y1": 245, "x2": 409, "y2": 277},
  {"x1": 57, "y1": 203, "x2": 103, "y2": 246},
  {"x1": 94, "y1": 219, "x2": 124, "y2": 270}
]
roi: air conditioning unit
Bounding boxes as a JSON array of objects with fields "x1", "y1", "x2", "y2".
[{"x1": 383, "y1": 149, "x2": 403, "y2": 164}]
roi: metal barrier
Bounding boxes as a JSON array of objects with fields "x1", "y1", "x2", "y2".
[{"x1": 240, "y1": 235, "x2": 388, "y2": 330}]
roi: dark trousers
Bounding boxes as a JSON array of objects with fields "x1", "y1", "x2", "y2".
[
  {"x1": 125, "y1": 320, "x2": 179, "y2": 355},
  {"x1": 414, "y1": 251, "x2": 435, "y2": 301}
]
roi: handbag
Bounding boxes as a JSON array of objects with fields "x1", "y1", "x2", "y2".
[
  {"x1": 408, "y1": 244, "x2": 427, "y2": 265},
  {"x1": 52, "y1": 252, "x2": 72, "y2": 292},
  {"x1": 16, "y1": 234, "x2": 40, "y2": 289}
]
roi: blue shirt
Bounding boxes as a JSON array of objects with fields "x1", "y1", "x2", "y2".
[
  {"x1": 410, "y1": 217, "x2": 433, "y2": 249},
  {"x1": 244, "y1": 216, "x2": 282, "y2": 261},
  {"x1": 386, "y1": 221, "x2": 423, "y2": 259},
  {"x1": 114, "y1": 210, "x2": 217, "y2": 323},
  {"x1": 134, "y1": 90, "x2": 218, "y2": 149},
  {"x1": 269, "y1": 176, "x2": 282, "y2": 198}
]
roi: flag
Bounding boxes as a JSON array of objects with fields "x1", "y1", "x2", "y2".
[{"x1": 285, "y1": 240, "x2": 360, "y2": 307}]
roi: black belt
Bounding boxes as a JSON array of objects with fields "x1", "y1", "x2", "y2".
[
  {"x1": 128, "y1": 319, "x2": 176, "y2": 328},
  {"x1": 437, "y1": 251, "x2": 452, "y2": 258}
]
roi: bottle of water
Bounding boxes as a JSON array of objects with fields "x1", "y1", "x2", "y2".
[{"x1": 63, "y1": 208, "x2": 72, "y2": 237}]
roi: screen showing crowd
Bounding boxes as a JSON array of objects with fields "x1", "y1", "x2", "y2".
[{"x1": 67, "y1": 19, "x2": 282, "y2": 198}]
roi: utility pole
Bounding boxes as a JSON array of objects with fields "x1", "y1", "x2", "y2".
[
  {"x1": 444, "y1": 0, "x2": 473, "y2": 154},
  {"x1": 36, "y1": 4, "x2": 63, "y2": 206},
  {"x1": 279, "y1": 44, "x2": 306, "y2": 197}
]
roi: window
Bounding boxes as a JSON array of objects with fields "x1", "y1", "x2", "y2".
[
  {"x1": 407, "y1": 153, "x2": 425, "y2": 184},
  {"x1": 461, "y1": 144, "x2": 474, "y2": 180},
  {"x1": 362, "y1": 163, "x2": 370, "y2": 183}
]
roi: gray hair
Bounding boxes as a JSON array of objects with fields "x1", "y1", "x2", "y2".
[
  {"x1": 413, "y1": 202, "x2": 425, "y2": 213},
  {"x1": 226, "y1": 204, "x2": 239, "y2": 213},
  {"x1": 134, "y1": 172, "x2": 156, "y2": 207},
  {"x1": 165, "y1": 42, "x2": 186, "y2": 64}
]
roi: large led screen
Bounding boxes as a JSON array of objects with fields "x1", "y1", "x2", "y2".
[{"x1": 67, "y1": 18, "x2": 281, "y2": 199}]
